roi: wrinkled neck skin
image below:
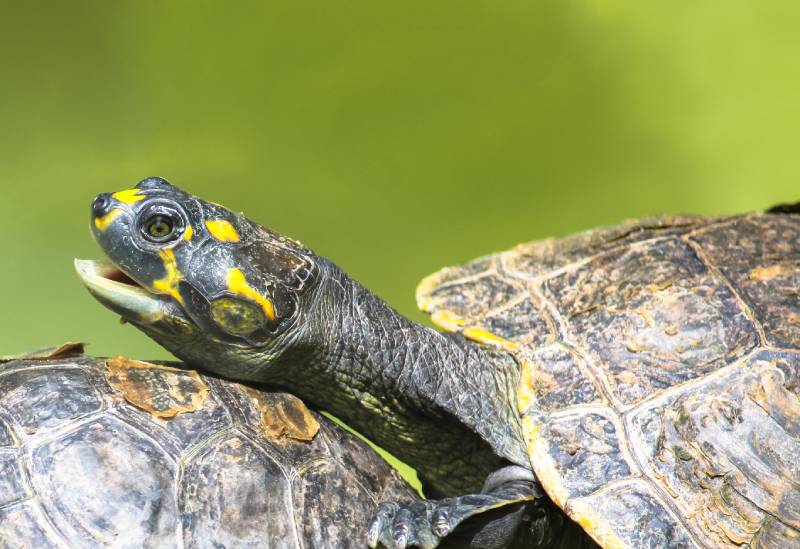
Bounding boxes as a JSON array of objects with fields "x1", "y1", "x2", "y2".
[
  {"x1": 153, "y1": 259, "x2": 529, "y2": 497},
  {"x1": 274, "y1": 260, "x2": 528, "y2": 497}
]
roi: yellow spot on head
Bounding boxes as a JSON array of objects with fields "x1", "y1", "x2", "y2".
[
  {"x1": 226, "y1": 268, "x2": 275, "y2": 321},
  {"x1": 152, "y1": 248, "x2": 185, "y2": 304},
  {"x1": 112, "y1": 188, "x2": 145, "y2": 205},
  {"x1": 183, "y1": 225, "x2": 194, "y2": 241},
  {"x1": 94, "y1": 208, "x2": 122, "y2": 231},
  {"x1": 206, "y1": 219, "x2": 240, "y2": 242}
]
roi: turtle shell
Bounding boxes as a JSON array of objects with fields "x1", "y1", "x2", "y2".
[
  {"x1": 0, "y1": 350, "x2": 414, "y2": 548},
  {"x1": 417, "y1": 214, "x2": 800, "y2": 548}
]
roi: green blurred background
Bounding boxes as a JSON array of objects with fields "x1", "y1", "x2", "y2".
[{"x1": 1, "y1": 1, "x2": 799, "y2": 489}]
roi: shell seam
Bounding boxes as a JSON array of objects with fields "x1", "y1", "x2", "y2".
[{"x1": 683, "y1": 234, "x2": 769, "y2": 347}]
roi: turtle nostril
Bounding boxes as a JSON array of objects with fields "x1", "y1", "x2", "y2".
[{"x1": 92, "y1": 193, "x2": 112, "y2": 218}]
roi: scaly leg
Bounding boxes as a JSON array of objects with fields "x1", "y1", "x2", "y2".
[{"x1": 367, "y1": 465, "x2": 546, "y2": 549}]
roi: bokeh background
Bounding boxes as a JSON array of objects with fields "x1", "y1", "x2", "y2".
[{"x1": 1, "y1": 1, "x2": 799, "y2": 489}]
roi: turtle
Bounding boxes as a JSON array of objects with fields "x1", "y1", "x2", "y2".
[
  {"x1": 0, "y1": 344, "x2": 417, "y2": 548},
  {"x1": 75, "y1": 176, "x2": 800, "y2": 548}
]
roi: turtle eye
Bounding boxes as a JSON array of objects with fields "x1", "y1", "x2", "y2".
[
  {"x1": 137, "y1": 203, "x2": 185, "y2": 244},
  {"x1": 145, "y1": 215, "x2": 175, "y2": 241}
]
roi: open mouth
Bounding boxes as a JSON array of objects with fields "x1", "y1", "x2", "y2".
[
  {"x1": 74, "y1": 258, "x2": 167, "y2": 322},
  {"x1": 101, "y1": 267, "x2": 140, "y2": 287}
]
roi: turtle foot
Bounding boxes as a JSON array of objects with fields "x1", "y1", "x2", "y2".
[{"x1": 366, "y1": 493, "x2": 517, "y2": 549}]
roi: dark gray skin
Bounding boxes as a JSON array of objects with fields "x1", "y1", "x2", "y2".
[{"x1": 76, "y1": 177, "x2": 593, "y2": 548}]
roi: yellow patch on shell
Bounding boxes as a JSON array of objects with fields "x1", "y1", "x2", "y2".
[
  {"x1": 430, "y1": 310, "x2": 467, "y2": 332},
  {"x1": 243, "y1": 388, "x2": 320, "y2": 442},
  {"x1": 226, "y1": 268, "x2": 276, "y2": 321},
  {"x1": 415, "y1": 268, "x2": 453, "y2": 312},
  {"x1": 516, "y1": 359, "x2": 537, "y2": 414},
  {"x1": 205, "y1": 219, "x2": 241, "y2": 242},
  {"x1": 564, "y1": 499, "x2": 627, "y2": 549},
  {"x1": 520, "y1": 415, "x2": 569, "y2": 509},
  {"x1": 417, "y1": 296, "x2": 434, "y2": 313},
  {"x1": 462, "y1": 327, "x2": 519, "y2": 352},
  {"x1": 183, "y1": 225, "x2": 194, "y2": 241},
  {"x1": 152, "y1": 248, "x2": 185, "y2": 304},
  {"x1": 93, "y1": 208, "x2": 122, "y2": 232},
  {"x1": 429, "y1": 310, "x2": 518, "y2": 352},
  {"x1": 105, "y1": 356, "x2": 208, "y2": 418},
  {"x1": 112, "y1": 188, "x2": 145, "y2": 205},
  {"x1": 750, "y1": 264, "x2": 792, "y2": 281}
]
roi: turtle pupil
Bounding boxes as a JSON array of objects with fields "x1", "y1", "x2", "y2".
[{"x1": 147, "y1": 216, "x2": 173, "y2": 239}]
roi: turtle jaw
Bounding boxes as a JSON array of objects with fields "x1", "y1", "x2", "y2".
[{"x1": 74, "y1": 258, "x2": 174, "y2": 325}]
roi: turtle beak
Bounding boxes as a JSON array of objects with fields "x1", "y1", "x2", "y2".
[{"x1": 74, "y1": 258, "x2": 169, "y2": 324}]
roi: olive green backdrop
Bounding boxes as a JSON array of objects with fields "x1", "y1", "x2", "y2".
[{"x1": 1, "y1": 1, "x2": 799, "y2": 489}]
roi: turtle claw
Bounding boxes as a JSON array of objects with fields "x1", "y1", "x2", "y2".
[
  {"x1": 368, "y1": 500, "x2": 442, "y2": 549},
  {"x1": 367, "y1": 502, "x2": 396, "y2": 548},
  {"x1": 368, "y1": 494, "x2": 518, "y2": 549},
  {"x1": 430, "y1": 509, "x2": 451, "y2": 538},
  {"x1": 368, "y1": 466, "x2": 542, "y2": 548}
]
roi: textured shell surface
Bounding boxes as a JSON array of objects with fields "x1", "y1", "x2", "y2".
[
  {"x1": 417, "y1": 214, "x2": 800, "y2": 549},
  {"x1": 0, "y1": 354, "x2": 414, "y2": 549}
]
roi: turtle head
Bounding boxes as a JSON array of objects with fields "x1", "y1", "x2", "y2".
[{"x1": 76, "y1": 177, "x2": 316, "y2": 373}]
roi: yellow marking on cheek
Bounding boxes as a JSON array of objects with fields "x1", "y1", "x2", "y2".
[
  {"x1": 183, "y1": 225, "x2": 194, "y2": 241},
  {"x1": 226, "y1": 268, "x2": 275, "y2": 321},
  {"x1": 205, "y1": 219, "x2": 240, "y2": 242},
  {"x1": 112, "y1": 188, "x2": 145, "y2": 205},
  {"x1": 94, "y1": 208, "x2": 122, "y2": 231},
  {"x1": 210, "y1": 298, "x2": 263, "y2": 335},
  {"x1": 152, "y1": 248, "x2": 185, "y2": 305}
]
